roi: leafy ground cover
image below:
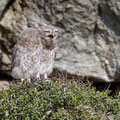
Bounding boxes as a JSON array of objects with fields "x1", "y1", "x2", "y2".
[{"x1": 0, "y1": 74, "x2": 120, "y2": 120}]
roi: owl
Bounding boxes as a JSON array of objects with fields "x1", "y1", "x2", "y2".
[
  {"x1": 40, "y1": 25, "x2": 58, "y2": 80},
  {"x1": 12, "y1": 25, "x2": 58, "y2": 82}
]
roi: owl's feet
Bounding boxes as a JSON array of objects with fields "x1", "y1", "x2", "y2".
[
  {"x1": 20, "y1": 78, "x2": 31, "y2": 83},
  {"x1": 27, "y1": 78, "x2": 31, "y2": 83},
  {"x1": 36, "y1": 74, "x2": 41, "y2": 80},
  {"x1": 39, "y1": 74, "x2": 51, "y2": 84},
  {"x1": 21, "y1": 78, "x2": 25, "y2": 82},
  {"x1": 44, "y1": 74, "x2": 51, "y2": 84}
]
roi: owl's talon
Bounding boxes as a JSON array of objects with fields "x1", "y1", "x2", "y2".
[
  {"x1": 44, "y1": 74, "x2": 48, "y2": 79},
  {"x1": 27, "y1": 78, "x2": 31, "y2": 83},
  {"x1": 21, "y1": 78, "x2": 25, "y2": 82}
]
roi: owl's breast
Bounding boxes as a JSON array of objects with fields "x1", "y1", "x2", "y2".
[
  {"x1": 40, "y1": 49, "x2": 55, "y2": 74},
  {"x1": 21, "y1": 49, "x2": 41, "y2": 73}
]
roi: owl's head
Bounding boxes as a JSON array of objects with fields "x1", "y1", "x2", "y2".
[{"x1": 40, "y1": 25, "x2": 58, "y2": 49}]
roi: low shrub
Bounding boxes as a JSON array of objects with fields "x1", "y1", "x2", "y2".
[{"x1": 0, "y1": 77, "x2": 120, "y2": 119}]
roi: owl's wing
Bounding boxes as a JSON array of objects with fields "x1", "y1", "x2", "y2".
[
  {"x1": 19, "y1": 28, "x2": 39, "y2": 42},
  {"x1": 12, "y1": 28, "x2": 40, "y2": 68},
  {"x1": 12, "y1": 42, "x2": 26, "y2": 68}
]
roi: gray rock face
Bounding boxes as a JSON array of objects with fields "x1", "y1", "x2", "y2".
[{"x1": 0, "y1": 0, "x2": 120, "y2": 82}]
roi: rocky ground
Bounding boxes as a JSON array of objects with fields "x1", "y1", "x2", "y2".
[{"x1": 0, "y1": 0, "x2": 120, "y2": 83}]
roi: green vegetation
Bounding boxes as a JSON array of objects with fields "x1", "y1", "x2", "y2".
[{"x1": 0, "y1": 76, "x2": 120, "y2": 120}]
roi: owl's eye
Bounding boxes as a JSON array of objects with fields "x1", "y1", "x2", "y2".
[
  {"x1": 54, "y1": 29, "x2": 58, "y2": 33},
  {"x1": 45, "y1": 30, "x2": 50, "y2": 35}
]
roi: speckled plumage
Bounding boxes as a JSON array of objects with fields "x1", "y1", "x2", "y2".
[
  {"x1": 12, "y1": 25, "x2": 58, "y2": 81},
  {"x1": 40, "y1": 25, "x2": 58, "y2": 79}
]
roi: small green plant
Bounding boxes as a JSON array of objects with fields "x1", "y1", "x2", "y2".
[{"x1": 0, "y1": 76, "x2": 120, "y2": 119}]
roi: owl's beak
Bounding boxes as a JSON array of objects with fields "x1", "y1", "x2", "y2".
[
  {"x1": 52, "y1": 33, "x2": 55, "y2": 38},
  {"x1": 48, "y1": 34, "x2": 55, "y2": 39}
]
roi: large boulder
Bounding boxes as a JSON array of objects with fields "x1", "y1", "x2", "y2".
[{"x1": 0, "y1": 0, "x2": 120, "y2": 82}]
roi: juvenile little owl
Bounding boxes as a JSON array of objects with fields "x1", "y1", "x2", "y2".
[{"x1": 12, "y1": 25, "x2": 58, "y2": 82}]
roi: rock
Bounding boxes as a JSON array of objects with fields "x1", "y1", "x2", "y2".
[
  {"x1": 0, "y1": 0, "x2": 120, "y2": 82},
  {"x1": 0, "y1": 0, "x2": 10, "y2": 19},
  {"x1": 0, "y1": 81, "x2": 9, "y2": 90},
  {"x1": 2, "y1": 53, "x2": 11, "y2": 65}
]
